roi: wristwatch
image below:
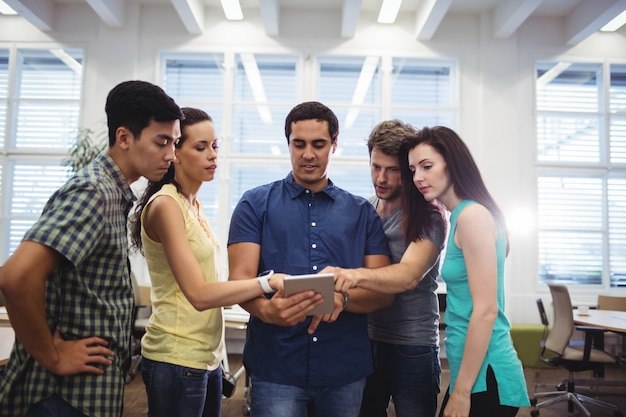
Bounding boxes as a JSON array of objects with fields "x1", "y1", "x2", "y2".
[
  {"x1": 342, "y1": 291, "x2": 350, "y2": 311},
  {"x1": 257, "y1": 269, "x2": 275, "y2": 293}
]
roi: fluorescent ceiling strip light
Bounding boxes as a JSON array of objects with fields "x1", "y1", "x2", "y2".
[
  {"x1": 345, "y1": 56, "x2": 379, "y2": 128},
  {"x1": 50, "y1": 49, "x2": 83, "y2": 74},
  {"x1": 220, "y1": 0, "x2": 243, "y2": 20},
  {"x1": 0, "y1": 1, "x2": 17, "y2": 14},
  {"x1": 378, "y1": 0, "x2": 402, "y2": 24},
  {"x1": 601, "y1": 9, "x2": 626, "y2": 31},
  {"x1": 240, "y1": 53, "x2": 272, "y2": 124},
  {"x1": 536, "y1": 61, "x2": 571, "y2": 89}
]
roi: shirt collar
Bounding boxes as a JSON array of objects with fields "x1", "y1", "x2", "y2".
[{"x1": 284, "y1": 172, "x2": 337, "y2": 201}]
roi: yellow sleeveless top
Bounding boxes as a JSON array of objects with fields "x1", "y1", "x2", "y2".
[{"x1": 140, "y1": 184, "x2": 224, "y2": 370}]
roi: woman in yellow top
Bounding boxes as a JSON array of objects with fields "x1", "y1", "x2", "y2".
[{"x1": 129, "y1": 108, "x2": 316, "y2": 417}]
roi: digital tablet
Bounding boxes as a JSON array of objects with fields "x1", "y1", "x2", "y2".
[{"x1": 284, "y1": 272, "x2": 335, "y2": 315}]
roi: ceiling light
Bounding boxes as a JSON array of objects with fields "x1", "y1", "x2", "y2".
[
  {"x1": 220, "y1": 0, "x2": 243, "y2": 20},
  {"x1": 378, "y1": 0, "x2": 402, "y2": 24},
  {"x1": 0, "y1": 1, "x2": 17, "y2": 15},
  {"x1": 601, "y1": 9, "x2": 626, "y2": 32}
]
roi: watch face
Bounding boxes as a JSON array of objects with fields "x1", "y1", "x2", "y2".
[{"x1": 258, "y1": 269, "x2": 274, "y2": 277}]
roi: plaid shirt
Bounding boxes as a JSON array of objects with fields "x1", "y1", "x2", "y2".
[{"x1": 0, "y1": 153, "x2": 136, "y2": 417}]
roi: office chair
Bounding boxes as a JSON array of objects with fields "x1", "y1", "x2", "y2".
[
  {"x1": 531, "y1": 284, "x2": 623, "y2": 417},
  {"x1": 598, "y1": 294, "x2": 626, "y2": 361}
]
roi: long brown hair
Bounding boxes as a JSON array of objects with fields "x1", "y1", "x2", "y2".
[{"x1": 400, "y1": 126, "x2": 509, "y2": 253}]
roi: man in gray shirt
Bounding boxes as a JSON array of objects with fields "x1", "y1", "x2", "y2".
[{"x1": 360, "y1": 120, "x2": 446, "y2": 417}]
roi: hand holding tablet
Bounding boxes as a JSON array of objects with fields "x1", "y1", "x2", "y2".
[{"x1": 284, "y1": 272, "x2": 335, "y2": 315}]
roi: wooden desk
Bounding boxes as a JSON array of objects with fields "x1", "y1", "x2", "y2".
[
  {"x1": 0, "y1": 327, "x2": 15, "y2": 366},
  {"x1": 574, "y1": 309, "x2": 626, "y2": 334}
]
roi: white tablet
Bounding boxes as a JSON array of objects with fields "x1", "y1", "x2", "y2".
[{"x1": 283, "y1": 272, "x2": 335, "y2": 315}]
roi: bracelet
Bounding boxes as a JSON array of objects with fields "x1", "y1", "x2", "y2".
[
  {"x1": 342, "y1": 291, "x2": 350, "y2": 311},
  {"x1": 257, "y1": 269, "x2": 275, "y2": 293}
]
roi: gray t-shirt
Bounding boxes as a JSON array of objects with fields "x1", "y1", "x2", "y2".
[{"x1": 367, "y1": 196, "x2": 446, "y2": 346}]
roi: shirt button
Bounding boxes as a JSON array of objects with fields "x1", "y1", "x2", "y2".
[
  {"x1": 312, "y1": 337, "x2": 318, "y2": 342},
  {"x1": 313, "y1": 265, "x2": 318, "y2": 271},
  {"x1": 306, "y1": 190, "x2": 310, "y2": 194},
  {"x1": 311, "y1": 222, "x2": 316, "y2": 226},
  {"x1": 312, "y1": 243, "x2": 317, "y2": 249}
]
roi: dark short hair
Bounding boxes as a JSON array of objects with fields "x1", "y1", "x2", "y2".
[
  {"x1": 105, "y1": 80, "x2": 183, "y2": 147},
  {"x1": 367, "y1": 119, "x2": 417, "y2": 156},
  {"x1": 284, "y1": 101, "x2": 339, "y2": 143}
]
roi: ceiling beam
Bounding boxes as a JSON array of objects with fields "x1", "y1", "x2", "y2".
[
  {"x1": 341, "y1": 0, "x2": 361, "y2": 38},
  {"x1": 493, "y1": 0, "x2": 543, "y2": 39},
  {"x1": 259, "y1": 0, "x2": 279, "y2": 36},
  {"x1": 170, "y1": 0, "x2": 204, "y2": 34},
  {"x1": 565, "y1": 0, "x2": 626, "y2": 45},
  {"x1": 85, "y1": 0, "x2": 124, "y2": 28},
  {"x1": 415, "y1": 0, "x2": 452, "y2": 41},
  {"x1": 3, "y1": 0, "x2": 53, "y2": 31}
]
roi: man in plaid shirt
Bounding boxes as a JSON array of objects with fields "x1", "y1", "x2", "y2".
[{"x1": 0, "y1": 80, "x2": 183, "y2": 417}]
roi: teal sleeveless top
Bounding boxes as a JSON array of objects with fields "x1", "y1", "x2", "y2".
[{"x1": 441, "y1": 200, "x2": 529, "y2": 407}]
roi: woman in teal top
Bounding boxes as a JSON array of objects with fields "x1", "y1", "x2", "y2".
[{"x1": 399, "y1": 126, "x2": 529, "y2": 417}]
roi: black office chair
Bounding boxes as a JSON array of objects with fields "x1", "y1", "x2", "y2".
[
  {"x1": 125, "y1": 272, "x2": 151, "y2": 384},
  {"x1": 530, "y1": 284, "x2": 623, "y2": 417}
]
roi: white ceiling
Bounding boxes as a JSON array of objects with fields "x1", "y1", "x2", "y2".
[{"x1": 3, "y1": 0, "x2": 626, "y2": 44}]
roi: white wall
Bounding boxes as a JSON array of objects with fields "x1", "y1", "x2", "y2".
[{"x1": 2, "y1": 3, "x2": 626, "y2": 324}]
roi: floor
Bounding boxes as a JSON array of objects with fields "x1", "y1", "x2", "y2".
[{"x1": 122, "y1": 355, "x2": 626, "y2": 417}]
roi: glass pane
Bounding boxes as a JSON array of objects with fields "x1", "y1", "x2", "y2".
[
  {"x1": 610, "y1": 63, "x2": 626, "y2": 113},
  {"x1": 0, "y1": 49, "x2": 6, "y2": 148},
  {"x1": 9, "y1": 219, "x2": 37, "y2": 256},
  {"x1": 536, "y1": 61, "x2": 601, "y2": 113},
  {"x1": 234, "y1": 53, "x2": 298, "y2": 103},
  {"x1": 231, "y1": 105, "x2": 293, "y2": 154},
  {"x1": 538, "y1": 175, "x2": 604, "y2": 285},
  {"x1": 390, "y1": 110, "x2": 454, "y2": 130},
  {"x1": 318, "y1": 55, "x2": 381, "y2": 105},
  {"x1": 229, "y1": 162, "x2": 292, "y2": 214},
  {"x1": 328, "y1": 164, "x2": 374, "y2": 199},
  {"x1": 539, "y1": 231, "x2": 603, "y2": 285},
  {"x1": 10, "y1": 162, "x2": 71, "y2": 216},
  {"x1": 197, "y1": 171, "x2": 220, "y2": 234},
  {"x1": 536, "y1": 114, "x2": 600, "y2": 162},
  {"x1": 611, "y1": 116, "x2": 626, "y2": 164},
  {"x1": 332, "y1": 107, "x2": 379, "y2": 158},
  {"x1": 164, "y1": 53, "x2": 224, "y2": 103},
  {"x1": 391, "y1": 58, "x2": 452, "y2": 106},
  {"x1": 15, "y1": 100, "x2": 80, "y2": 149},
  {"x1": 537, "y1": 176, "x2": 603, "y2": 230},
  {"x1": 609, "y1": 177, "x2": 626, "y2": 287},
  {"x1": 16, "y1": 49, "x2": 83, "y2": 100}
]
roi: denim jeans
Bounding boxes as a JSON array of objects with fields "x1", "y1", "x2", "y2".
[
  {"x1": 250, "y1": 375, "x2": 366, "y2": 417},
  {"x1": 359, "y1": 342, "x2": 441, "y2": 417},
  {"x1": 141, "y1": 357, "x2": 222, "y2": 417},
  {"x1": 26, "y1": 395, "x2": 88, "y2": 417}
]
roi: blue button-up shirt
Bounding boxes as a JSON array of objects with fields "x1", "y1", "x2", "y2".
[{"x1": 228, "y1": 173, "x2": 390, "y2": 387}]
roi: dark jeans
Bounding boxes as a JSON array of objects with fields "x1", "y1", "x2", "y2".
[
  {"x1": 141, "y1": 357, "x2": 222, "y2": 417},
  {"x1": 359, "y1": 342, "x2": 440, "y2": 417},
  {"x1": 439, "y1": 365, "x2": 519, "y2": 417}
]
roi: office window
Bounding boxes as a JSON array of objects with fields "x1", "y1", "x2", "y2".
[
  {"x1": 536, "y1": 61, "x2": 626, "y2": 287},
  {"x1": 160, "y1": 52, "x2": 456, "y2": 241},
  {"x1": 0, "y1": 47, "x2": 82, "y2": 261}
]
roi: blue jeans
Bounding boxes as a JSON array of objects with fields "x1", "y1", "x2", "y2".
[
  {"x1": 359, "y1": 342, "x2": 441, "y2": 417},
  {"x1": 251, "y1": 375, "x2": 366, "y2": 417},
  {"x1": 26, "y1": 395, "x2": 87, "y2": 417},
  {"x1": 141, "y1": 357, "x2": 222, "y2": 417}
]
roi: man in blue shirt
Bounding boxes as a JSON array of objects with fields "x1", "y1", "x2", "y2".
[{"x1": 227, "y1": 101, "x2": 392, "y2": 417}]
